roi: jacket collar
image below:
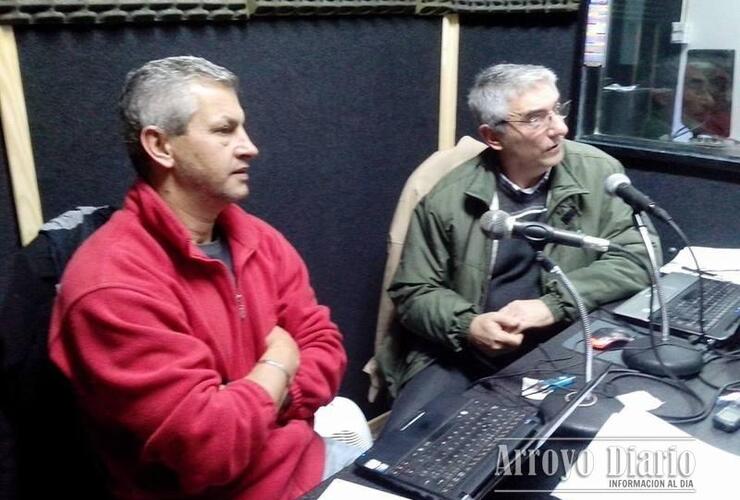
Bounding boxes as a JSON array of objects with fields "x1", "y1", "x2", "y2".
[
  {"x1": 462, "y1": 141, "x2": 589, "y2": 227},
  {"x1": 124, "y1": 180, "x2": 261, "y2": 263},
  {"x1": 549, "y1": 142, "x2": 589, "y2": 228},
  {"x1": 463, "y1": 149, "x2": 498, "y2": 207},
  {"x1": 550, "y1": 141, "x2": 589, "y2": 203}
]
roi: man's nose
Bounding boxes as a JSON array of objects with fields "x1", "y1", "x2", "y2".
[
  {"x1": 236, "y1": 127, "x2": 259, "y2": 158},
  {"x1": 548, "y1": 113, "x2": 569, "y2": 137}
]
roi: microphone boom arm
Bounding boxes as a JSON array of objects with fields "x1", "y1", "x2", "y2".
[
  {"x1": 633, "y1": 212, "x2": 670, "y2": 343},
  {"x1": 536, "y1": 252, "x2": 593, "y2": 383}
]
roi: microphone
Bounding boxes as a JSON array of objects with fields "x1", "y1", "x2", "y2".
[
  {"x1": 480, "y1": 210, "x2": 611, "y2": 252},
  {"x1": 604, "y1": 173, "x2": 672, "y2": 223}
]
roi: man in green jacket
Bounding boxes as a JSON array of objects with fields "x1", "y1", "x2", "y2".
[{"x1": 378, "y1": 63, "x2": 658, "y2": 429}]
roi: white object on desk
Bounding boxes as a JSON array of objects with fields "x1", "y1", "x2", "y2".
[
  {"x1": 616, "y1": 390, "x2": 664, "y2": 412},
  {"x1": 553, "y1": 407, "x2": 740, "y2": 499},
  {"x1": 318, "y1": 478, "x2": 410, "y2": 500},
  {"x1": 661, "y1": 246, "x2": 740, "y2": 284},
  {"x1": 522, "y1": 377, "x2": 553, "y2": 401}
]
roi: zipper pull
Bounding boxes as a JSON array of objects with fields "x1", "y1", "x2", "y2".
[{"x1": 235, "y1": 292, "x2": 246, "y2": 319}]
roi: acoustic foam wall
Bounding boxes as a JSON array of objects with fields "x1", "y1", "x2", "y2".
[
  {"x1": 624, "y1": 163, "x2": 740, "y2": 256},
  {"x1": 0, "y1": 0, "x2": 581, "y2": 25},
  {"x1": 456, "y1": 12, "x2": 579, "y2": 138}
]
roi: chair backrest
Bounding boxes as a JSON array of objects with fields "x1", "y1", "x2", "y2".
[
  {"x1": 363, "y1": 137, "x2": 488, "y2": 402},
  {"x1": 0, "y1": 206, "x2": 115, "y2": 499}
]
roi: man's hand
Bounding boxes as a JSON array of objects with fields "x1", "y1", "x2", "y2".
[
  {"x1": 263, "y1": 325, "x2": 300, "y2": 377},
  {"x1": 468, "y1": 299, "x2": 555, "y2": 356},
  {"x1": 497, "y1": 299, "x2": 555, "y2": 331},
  {"x1": 244, "y1": 326, "x2": 300, "y2": 408},
  {"x1": 468, "y1": 311, "x2": 523, "y2": 355}
]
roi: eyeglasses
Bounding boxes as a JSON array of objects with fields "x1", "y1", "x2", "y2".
[{"x1": 495, "y1": 100, "x2": 571, "y2": 131}]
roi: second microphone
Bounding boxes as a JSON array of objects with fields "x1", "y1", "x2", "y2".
[{"x1": 480, "y1": 209, "x2": 613, "y2": 253}]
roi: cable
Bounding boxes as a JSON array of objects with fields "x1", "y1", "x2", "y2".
[
  {"x1": 601, "y1": 236, "x2": 659, "y2": 341},
  {"x1": 697, "y1": 379, "x2": 740, "y2": 422},
  {"x1": 604, "y1": 369, "x2": 709, "y2": 424},
  {"x1": 468, "y1": 377, "x2": 542, "y2": 411},
  {"x1": 694, "y1": 268, "x2": 740, "y2": 273},
  {"x1": 536, "y1": 343, "x2": 579, "y2": 367},
  {"x1": 703, "y1": 347, "x2": 740, "y2": 364},
  {"x1": 470, "y1": 345, "x2": 579, "y2": 391},
  {"x1": 667, "y1": 221, "x2": 708, "y2": 341},
  {"x1": 697, "y1": 350, "x2": 740, "y2": 389}
]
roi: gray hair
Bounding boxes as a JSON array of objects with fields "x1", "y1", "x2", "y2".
[
  {"x1": 119, "y1": 56, "x2": 238, "y2": 177},
  {"x1": 467, "y1": 63, "x2": 558, "y2": 132}
]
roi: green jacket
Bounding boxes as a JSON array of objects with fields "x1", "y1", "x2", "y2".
[{"x1": 378, "y1": 140, "x2": 660, "y2": 396}]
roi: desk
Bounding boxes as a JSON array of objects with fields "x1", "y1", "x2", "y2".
[{"x1": 304, "y1": 308, "x2": 740, "y2": 499}]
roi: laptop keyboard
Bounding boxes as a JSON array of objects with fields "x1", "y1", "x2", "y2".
[
  {"x1": 651, "y1": 279, "x2": 740, "y2": 334},
  {"x1": 387, "y1": 398, "x2": 536, "y2": 496}
]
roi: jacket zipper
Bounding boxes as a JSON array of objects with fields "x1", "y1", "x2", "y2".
[
  {"x1": 479, "y1": 190, "x2": 499, "y2": 309},
  {"x1": 235, "y1": 291, "x2": 246, "y2": 319},
  {"x1": 194, "y1": 242, "x2": 247, "y2": 320}
]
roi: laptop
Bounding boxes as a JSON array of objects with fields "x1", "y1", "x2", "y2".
[
  {"x1": 354, "y1": 370, "x2": 609, "y2": 500},
  {"x1": 611, "y1": 272, "x2": 740, "y2": 343}
]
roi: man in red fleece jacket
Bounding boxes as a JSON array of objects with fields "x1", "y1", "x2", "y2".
[{"x1": 49, "y1": 56, "x2": 352, "y2": 499}]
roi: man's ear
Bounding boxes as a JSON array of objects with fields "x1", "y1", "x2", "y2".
[
  {"x1": 140, "y1": 126, "x2": 176, "y2": 169},
  {"x1": 478, "y1": 124, "x2": 504, "y2": 151}
]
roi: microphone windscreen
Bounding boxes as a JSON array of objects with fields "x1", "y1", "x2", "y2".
[
  {"x1": 604, "y1": 173, "x2": 631, "y2": 195},
  {"x1": 480, "y1": 210, "x2": 510, "y2": 239}
]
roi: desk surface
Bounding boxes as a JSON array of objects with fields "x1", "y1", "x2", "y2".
[{"x1": 304, "y1": 308, "x2": 740, "y2": 499}]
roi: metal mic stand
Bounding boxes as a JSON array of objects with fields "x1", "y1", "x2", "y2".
[
  {"x1": 535, "y1": 252, "x2": 617, "y2": 437},
  {"x1": 621, "y1": 213, "x2": 703, "y2": 377},
  {"x1": 536, "y1": 252, "x2": 594, "y2": 385}
]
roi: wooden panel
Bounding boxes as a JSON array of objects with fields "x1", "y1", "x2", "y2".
[
  {"x1": 0, "y1": 26, "x2": 42, "y2": 245},
  {"x1": 438, "y1": 14, "x2": 459, "y2": 150}
]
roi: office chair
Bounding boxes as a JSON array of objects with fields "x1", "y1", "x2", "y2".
[
  {"x1": 363, "y1": 136, "x2": 488, "y2": 404},
  {"x1": 0, "y1": 206, "x2": 115, "y2": 499}
]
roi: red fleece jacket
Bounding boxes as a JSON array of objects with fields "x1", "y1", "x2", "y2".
[{"x1": 49, "y1": 181, "x2": 346, "y2": 499}]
